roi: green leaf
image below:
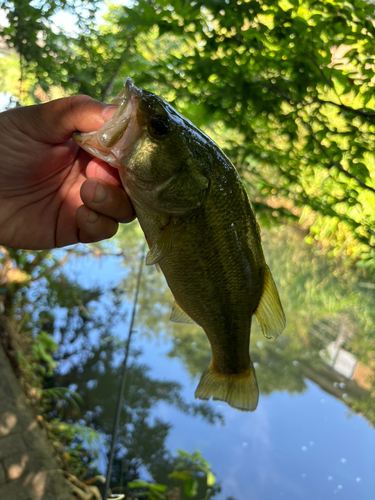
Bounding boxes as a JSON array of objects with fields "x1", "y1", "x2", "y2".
[
  {"x1": 206, "y1": 471, "x2": 216, "y2": 487},
  {"x1": 183, "y1": 478, "x2": 199, "y2": 498},
  {"x1": 169, "y1": 471, "x2": 192, "y2": 481}
]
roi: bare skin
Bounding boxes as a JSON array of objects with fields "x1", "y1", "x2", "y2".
[{"x1": 0, "y1": 95, "x2": 135, "y2": 250}]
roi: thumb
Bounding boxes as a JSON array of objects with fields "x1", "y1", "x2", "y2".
[{"x1": 16, "y1": 95, "x2": 117, "y2": 144}]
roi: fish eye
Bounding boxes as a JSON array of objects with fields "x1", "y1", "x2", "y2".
[{"x1": 149, "y1": 115, "x2": 170, "y2": 137}]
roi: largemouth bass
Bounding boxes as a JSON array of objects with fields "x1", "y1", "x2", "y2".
[{"x1": 73, "y1": 79, "x2": 286, "y2": 411}]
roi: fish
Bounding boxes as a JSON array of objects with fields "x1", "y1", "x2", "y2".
[{"x1": 73, "y1": 78, "x2": 286, "y2": 411}]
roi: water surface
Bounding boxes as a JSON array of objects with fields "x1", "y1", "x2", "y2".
[{"x1": 53, "y1": 223, "x2": 375, "y2": 499}]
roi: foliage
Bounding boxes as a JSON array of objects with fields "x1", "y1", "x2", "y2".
[
  {"x1": 31, "y1": 331, "x2": 58, "y2": 376},
  {"x1": 127, "y1": 450, "x2": 218, "y2": 500},
  {"x1": 0, "y1": 1, "x2": 100, "y2": 94},
  {"x1": 46, "y1": 419, "x2": 106, "y2": 477},
  {"x1": 40, "y1": 386, "x2": 85, "y2": 419},
  {"x1": 261, "y1": 225, "x2": 375, "y2": 368},
  {"x1": 2, "y1": 0, "x2": 375, "y2": 266},
  {"x1": 0, "y1": 47, "x2": 23, "y2": 107},
  {"x1": 118, "y1": 0, "x2": 375, "y2": 264},
  {"x1": 169, "y1": 450, "x2": 216, "y2": 499},
  {"x1": 127, "y1": 480, "x2": 168, "y2": 500}
]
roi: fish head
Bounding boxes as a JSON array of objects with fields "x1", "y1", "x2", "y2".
[{"x1": 73, "y1": 79, "x2": 208, "y2": 190}]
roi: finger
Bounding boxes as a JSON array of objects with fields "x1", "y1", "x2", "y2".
[
  {"x1": 76, "y1": 204, "x2": 119, "y2": 243},
  {"x1": 20, "y1": 96, "x2": 118, "y2": 144},
  {"x1": 80, "y1": 178, "x2": 135, "y2": 224},
  {"x1": 85, "y1": 158, "x2": 122, "y2": 186}
]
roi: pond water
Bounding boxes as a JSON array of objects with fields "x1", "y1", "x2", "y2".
[{"x1": 52, "y1": 223, "x2": 375, "y2": 500}]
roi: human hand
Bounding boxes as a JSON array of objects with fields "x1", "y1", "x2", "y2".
[{"x1": 0, "y1": 96, "x2": 135, "y2": 250}]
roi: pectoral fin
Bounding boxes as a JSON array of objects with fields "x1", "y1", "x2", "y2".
[
  {"x1": 254, "y1": 265, "x2": 286, "y2": 339},
  {"x1": 170, "y1": 301, "x2": 196, "y2": 325},
  {"x1": 145, "y1": 221, "x2": 175, "y2": 266}
]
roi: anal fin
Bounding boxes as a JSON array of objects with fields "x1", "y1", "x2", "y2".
[
  {"x1": 170, "y1": 301, "x2": 196, "y2": 325},
  {"x1": 254, "y1": 264, "x2": 286, "y2": 339}
]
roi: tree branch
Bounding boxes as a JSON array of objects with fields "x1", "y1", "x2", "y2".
[
  {"x1": 262, "y1": 81, "x2": 375, "y2": 119},
  {"x1": 301, "y1": 119, "x2": 375, "y2": 195},
  {"x1": 257, "y1": 82, "x2": 375, "y2": 195},
  {"x1": 100, "y1": 43, "x2": 132, "y2": 101},
  {"x1": 29, "y1": 247, "x2": 77, "y2": 284},
  {"x1": 314, "y1": 99, "x2": 375, "y2": 118}
]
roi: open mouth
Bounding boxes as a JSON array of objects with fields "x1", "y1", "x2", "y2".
[{"x1": 73, "y1": 78, "x2": 138, "y2": 165}]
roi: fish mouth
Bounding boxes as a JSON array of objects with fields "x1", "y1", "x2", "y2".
[{"x1": 73, "y1": 78, "x2": 139, "y2": 166}]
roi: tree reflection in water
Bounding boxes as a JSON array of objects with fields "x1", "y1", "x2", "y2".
[
  {"x1": 43, "y1": 233, "x2": 224, "y2": 498},
  {"x1": 55, "y1": 335, "x2": 222, "y2": 497},
  {"x1": 167, "y1": 224, "x2": 375, "y2": 425},
  {"x1": 15, "y1": 219, "x2": 373, "y2": 497}
]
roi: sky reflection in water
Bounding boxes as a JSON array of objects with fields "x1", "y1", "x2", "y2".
[{"x1": 58, "y1": 224, "x2": 375, "y2": 500}]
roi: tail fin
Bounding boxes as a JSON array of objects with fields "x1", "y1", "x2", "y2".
[{"x1": 194, "y1": 363, "x2": 259, "y2": 412}]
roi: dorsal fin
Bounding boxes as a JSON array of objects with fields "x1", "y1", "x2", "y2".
[{"x1": 254, "y1": 265, "x2": 286, "y2": 339}]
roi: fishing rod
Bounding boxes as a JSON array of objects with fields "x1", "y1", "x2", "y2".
[{"x1": 103, "y1": 243, "x2": 145, "y2": 500}]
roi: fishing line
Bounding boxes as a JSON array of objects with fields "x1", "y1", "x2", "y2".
[{"x1": 103, "y1": 243, "x2": 146, "y2": 500}]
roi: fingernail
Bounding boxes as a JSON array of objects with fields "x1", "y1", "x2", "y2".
[
  {"x1": 87, "y1": 210, "x2": 99, "y2": 224},
  {"x1": 93, "y1": 182, "x2": 107, "y2": 203}
]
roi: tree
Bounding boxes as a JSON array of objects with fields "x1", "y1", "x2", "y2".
[{"x1": 2, "y1": 0, "x2": 375, "y2": 265}]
